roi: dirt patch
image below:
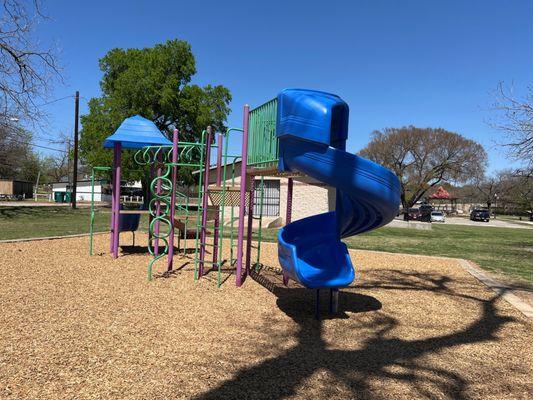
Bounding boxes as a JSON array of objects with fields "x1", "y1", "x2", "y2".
[{"x1": 0, "y1": 234, "x2": 531, "y2": 399}]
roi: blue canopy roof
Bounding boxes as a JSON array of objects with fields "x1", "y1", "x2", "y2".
[{"x1": 103, "y1": 115, "x2": 172, "y2": 149}]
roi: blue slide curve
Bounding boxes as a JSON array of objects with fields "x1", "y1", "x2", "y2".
[{"x1": 276, "y1": 89, "x2": 401, "y2": 289}]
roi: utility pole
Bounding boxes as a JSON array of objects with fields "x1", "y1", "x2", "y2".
[
  {"x1": 67, "y1": 140, "x2": 71, "y2": 187},
  {"x1": 34, "y1": 170, "x2": 40, "y2": 202},
  {"x1": 72, "y1": 91, "x2": 79, "y2": 209}
]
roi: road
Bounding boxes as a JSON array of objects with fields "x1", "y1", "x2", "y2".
[{"x1": 437, "y1": 217, "x2": 532, "y2": 229}]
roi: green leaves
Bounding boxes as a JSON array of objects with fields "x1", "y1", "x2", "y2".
[{"x1": 79, "y1": 38, "x2": 232, "y2": 184}]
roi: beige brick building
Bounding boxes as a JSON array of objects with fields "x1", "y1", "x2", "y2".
[{"x1": 202, "y1": 161, "x2": 335, "y2": 224}]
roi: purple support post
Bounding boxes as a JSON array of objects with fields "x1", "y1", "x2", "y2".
[
  {"x1": 153, "y1": 152, "x2": 163, "y2": 256},
  {"x1": 167, "y1": 129, "x2": 179, "y2": 271},
  {"x1": 112, "y1": 142, "x2": 122, "y2": 258},
  {"x1": 212, "y1": 133, "x2": 223, "y2": 267},
  {"x1": 215, "y1": 133, "x2": 223, "y2": 186},
  {"x1": 244, "y1": 175, "x2": 255, "y2": 275},
  {"x1": 286, "y1": 178, "x2": 293, "y2": 224},
  {"x1": 109, "y1": 143, "x2": 118, "y2": 253},
  {"x1": 198, "y1": 126, "x2": 213, "y2": 278},
  {"x1": 283, "y1": 177, "x2": 294, "y2": 285},
  {"x1": 236, "y1": 105, "x2": 250, "y2": 287},
  {"x1": 148, "y1": 160, "x2": 155, "y2": 246}
]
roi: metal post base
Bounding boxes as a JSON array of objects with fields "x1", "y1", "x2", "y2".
[
  {"x1": 315, "y1": 289, "x2": 320, "y2": 320},
  {"x1": 282, "y1": 271, "x2": 289, "y2": 286},
  {"x1": 329, "y1": 288, "x2": 339, "y2": 314}
]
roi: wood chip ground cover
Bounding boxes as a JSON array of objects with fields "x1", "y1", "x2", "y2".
[{"x1": 0, "y1": 234, "x2": 531, "y2": 399}]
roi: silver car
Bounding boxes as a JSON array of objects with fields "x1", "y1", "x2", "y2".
[{"x1": 430, "y1": 211, "x2": 445, "y2": 223}]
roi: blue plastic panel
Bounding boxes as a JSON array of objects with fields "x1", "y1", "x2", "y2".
[
  {"x1": 275, "y1": 89, "x2": 401, "y2": 290},
  {"x1": 276, "y1": 88, "x2": 349, "y2": 146},
  {"x1": 103, "y1": 115, "x2": 172, "y2": 149}
]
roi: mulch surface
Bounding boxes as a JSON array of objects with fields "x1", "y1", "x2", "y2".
[{"x1": 0, "y1": 233, "x2": 531, "y2": 399}]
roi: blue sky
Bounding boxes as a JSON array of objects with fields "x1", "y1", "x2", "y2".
[{"x1": 35, "y1": 0, "x2": 532, "y2": 172}]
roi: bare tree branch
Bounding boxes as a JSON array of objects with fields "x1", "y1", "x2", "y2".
[
  {"x1": 0, "y1": 0, "x2": 62, "y2": 129},
  {"x1": 359, "y1": 126, "x2": 487, "y2": 215},
  {"x1": 489, "y1": 82, "x2": 533, "y2": 176}
]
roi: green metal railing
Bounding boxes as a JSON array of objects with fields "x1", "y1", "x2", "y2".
[
  {"x1": 89, "y1": 166, "x2": 111, "y2": 255},
  {"x1": 246, "y1": 99, "x2": 279, "y2": 272},
  {"x1": 247, "y1": 98, "x2": 279, "y2": 168},
  {"x1": 133, "y1": 133, "x2": 208, "y2": 280},
  {"x1": 192, "y1": 127, "x2": 244, "y2": 287},
  {"x1": 147, "y1": 160, "x2": 173, "y2": 280}
]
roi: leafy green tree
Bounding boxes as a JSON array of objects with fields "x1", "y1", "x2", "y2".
[{"x1": 79, "y1": 39, "x2": 231, "y2": 187}]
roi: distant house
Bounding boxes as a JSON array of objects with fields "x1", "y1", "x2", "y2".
[
  {"x1": 52, "y1": 180, "x2": 142, "y2": 203},
  {"x1": 0, "y1": 179, "x2": 33, "y2": 199},
  {"x1": 200, "y1": 161, "x2": 336, "y2": 224}
]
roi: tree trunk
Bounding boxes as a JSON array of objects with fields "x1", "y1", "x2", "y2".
[
  {"x1": 141, "y1": 176, "x2": 150, "y2": 209},
  {"x1": 401, "y1": 192, "x2": 409, "y2": 220}
]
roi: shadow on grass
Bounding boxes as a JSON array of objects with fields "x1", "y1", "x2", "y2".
[
  {"x1": 192, "y1": 266, "x2": 515, "y2": 400},
  {"x1": 0, "y1": 206, "x2": 67, "y2": 219}
]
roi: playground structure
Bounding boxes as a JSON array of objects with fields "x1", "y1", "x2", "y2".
[{"x1": 88, "y1": 89, "x2": 400, "y2": 315}]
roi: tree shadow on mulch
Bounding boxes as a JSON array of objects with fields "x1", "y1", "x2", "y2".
[
  {"x1": 192, "y1": 267, "x2": 516, "y2": 400},
  {"x1": 120, "y1": 245, "x2": 181, "y2": 255}
]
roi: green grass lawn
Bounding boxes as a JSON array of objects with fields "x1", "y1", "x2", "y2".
[
  {"x1": 252, "y1": 224, "x2": 533, "y2": 287},
  {"x1": 0, "y1": 206, "x2": 149, "y2": 240},
  {"x1": 1, "y1": 206, "x2": 532, "y2": 287},
  {"x1": 495, "y1": 215, "x2": 533, "y2": 227}
]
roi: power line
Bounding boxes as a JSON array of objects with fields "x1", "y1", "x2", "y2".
[
  {"x1": 4, "y1": 136, "x2": 67, "y2": 153},
  {"x1": 27, "y1": 142, "x2": 68, "y2": 153},
  {"x1": 37, "y1": 95, "x2": 76, "y2": 107},
  {"x1": 37, "y1": 94, "x2": 89, "y2": 107}
]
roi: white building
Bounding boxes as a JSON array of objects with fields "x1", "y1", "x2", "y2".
[
  {"x1": 52, "y1": 180, "x2": 142, "y2": 203},
  {"x1": 201, "y1": 161, "x2": 335, "y2": 224}
]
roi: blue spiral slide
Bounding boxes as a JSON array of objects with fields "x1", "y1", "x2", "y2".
[{"x1": 277, "y1": 89, "x2": 401, "y2": 289}]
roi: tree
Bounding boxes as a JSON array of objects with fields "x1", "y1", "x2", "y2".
[
  {"x1": 473, "y1": 171, "x2": 510, "y2": 212},
  {"x1": 490, "y1": 83, "x2": 533, "y2": 177},
  {"x1": 40, "y1": 153, "x2": 68, "y2": 183},
  {"x1": 359, "y1": 126, "x2": 487, "y2": 217},
  {"x1": 0, "y1": 123, "x2": 34, "y2": 178},
  {"x1": 0, "y1": 0, "x2": 61, "y2": 128},
  {"x1": 499, "y1": 171, "x2": 533, "y2": 218},
  {"x1": 79, "y1": 39, "x2": 231, "y2": 188},
  {"x1": 513, "y1": 175, "x2": 533, "y2": 218}
]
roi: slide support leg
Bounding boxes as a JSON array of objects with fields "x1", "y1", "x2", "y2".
[
  {"x1": 315, "y1": 289, "x2": 320, "y2": 320},
  {"x1": 329, "y1": 288, "x2": 339, "y2": 314}
]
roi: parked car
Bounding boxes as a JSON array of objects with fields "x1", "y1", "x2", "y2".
[
  {"x1": 470, "y1": 208, "x2": 490, "y2": 222},
  {"x1": 419, "y1": 204, "x2": 433, "y2": 222},
  {"x1": 407, "y1": 208, "x2": 421, "y2": 221},
  {"x1": 407, "y1": 205, "x2": 433, "y2": 222},
  {"x1": 430, "y1": 211, "x2": 445, "y2": 223}
]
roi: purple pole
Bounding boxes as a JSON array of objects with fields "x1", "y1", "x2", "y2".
[
  {"x1": 167, "y1": 129, "x2": 179, "y2": 271},
  {"x1": 283, "y1": 177, "x2": 294, "y2": 285},
  {"x1": 215, "y1": 133, "x2": 223, "y2": 186},
  {"x1": 244, "y1": 175, "x2": 255, "y2": 275},
  {"x1": 198, "y1": 126, "x2": 213, "y2": 278},
  {"x1": 286, "y1": 178, "x2": 293, "y2": 224},
  {"x1": 236, "y1": 105, "x2": 250, "y2": 287},
  {"x1": 154, "y1": 152, "x2": 162, "y2": 256},
  {"x1": 112, "y1": 142, "x2": 122, "y2": 258},
  {"x1": 212, "y1": 133, "x2": 223, "y2": 267},
  {"x1": 148, "y1": 160, "x2": 155, "y2": 247},
  {"x1": 109, "y1": 143, "x2": 118, "y2": 253}
]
